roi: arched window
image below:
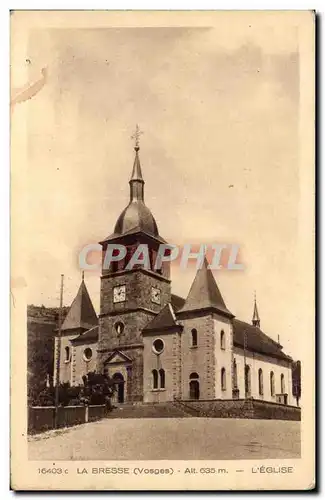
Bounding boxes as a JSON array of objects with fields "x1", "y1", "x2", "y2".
[
  {"x1": 152, "y1": 369, "x2": 158, "y2": 389},
  {"x1": 189, "y1": 373, "x2": 200, "y2": 399},
  {"x1": 270, "y1": 371, "x2": 275, "y2": 396},
  {"x1": 83, "y1": 347, "x2": 92, "y2": 361},
  {"x1": 232, "y1": 359, "x2": 238, "y2": 389},
  {"x1": 245, "y1": 364, "x2": 251, "y2": 397},
  {"x1": 221, "y1": 367, "x2": 226, "y2": 391},
  {"x1": 191, "y1": 328, "x2": 198, "y2": 347},
  {"x1": 258, "y1": 368, "x2": 264, "y2": 396},
  {"x1": 281, "y1": 373, "x2": 285, "y2": 394},
  {"x1": 65, "y1": 346, "x2": 70, "y2": 362},
  {"x1": 114, "y1": 321, "x2": 125, "y2": 336},
  {"x1": 220, "y1": 330, "x2": 226, "y2": 350},
  {"x1": 159, "y1": 369, "x2": 165, "y2": 389}
]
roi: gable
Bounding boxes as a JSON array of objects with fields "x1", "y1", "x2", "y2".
[{"x1": 104, "y1": 350, "x2": 133, "y2": 365}]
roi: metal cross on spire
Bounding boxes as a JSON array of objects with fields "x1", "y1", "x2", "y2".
[{"x1": 131, "y1": 124, "x2": 144, "y2": 150}]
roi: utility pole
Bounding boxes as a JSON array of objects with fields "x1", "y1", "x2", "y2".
[
  {"x1": 244, "y1": 330, "x2": 247, "y2": 399},
  {"x1": 54, "y1": 274, "x2": 64, "y2": 429}
]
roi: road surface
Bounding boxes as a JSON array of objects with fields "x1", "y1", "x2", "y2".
[{"x1": 28, "y1": 417, "x2": 301, "y2": 461}]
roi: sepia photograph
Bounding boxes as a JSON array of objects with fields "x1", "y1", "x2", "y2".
[{"x1": 10, "y1": 10, "x2": 315, "y2": 490}]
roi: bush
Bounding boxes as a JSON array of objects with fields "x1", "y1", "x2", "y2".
[
  {"x1": 82, "y1": 371, "x2": 116, "y2": 406},
  {"x1": 29, "y1": 371, "x2": 115, "y2": 407}
]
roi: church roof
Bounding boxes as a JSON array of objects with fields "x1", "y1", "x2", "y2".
[
  {"x1": 171, "y1": 294, "x2": 186, "y2": 312},
  {"x1": 113, "y1": 201, "x2": 160, "y2": 239},
  {"x1": 70, "y1": 326, "x2": 99, "y2": 344},
  {"x1": 233, "y1": 319, "x2": 291, "y2": 361},
  {"x1": 143, "y1": 303, "x2": 182, "y2": 333},
  {"x1": 61, "y1": 279, "x2": 98, "y2": 332},
  {"x1": 101, "y1": 226, "x2": 166, "y2": 245},
  {"x1": 177, "y1": 258, "x2": 233, "y2": 318}
]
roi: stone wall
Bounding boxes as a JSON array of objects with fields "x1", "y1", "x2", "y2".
[
  {"x1": 177, "y1": 398, "x2": 301, "y2": 421},
  {"x1": 100, "y1": 268, "x2": 171, "y2": 317},
  {"x1": 98, "y1": 310, "x2": 154, "y2": 350}
]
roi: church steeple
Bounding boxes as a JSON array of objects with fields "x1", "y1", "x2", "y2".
[
  {"x1": 252, "y1": 291, "x2": 260, "y2": 328},
  {"x1": 61, "y1": 276, "x2": 98, "y2": 332},
  {"x1": 178, "y1": 257, "x2": 233, "y2": 318},
  {"x1": 129, "y1": 124, "x2": 144, "y2": 202},
  {"x1": 129, "y1": 145, "x2": 144, "y2": 202},
  {"x1": 102, "y1": 126, "x2": 163, "y2": 242}
]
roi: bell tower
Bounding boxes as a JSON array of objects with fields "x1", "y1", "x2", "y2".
[{"x1": 97, "y1": 129, "x2": 171, "y2": 402}]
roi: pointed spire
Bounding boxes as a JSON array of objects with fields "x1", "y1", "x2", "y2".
[
  {"x1": 129, "y1": 125, "x2": 144, "y2": 202},
  {"x1": 61, "y1": 277, "x2": 98, "y2": 332},
  {"x1": 252, "y1": 290, "x2": 260, "y2": 328},
  {"x1": 178, "y1": 257, "x2": 233, "y2": 317}
]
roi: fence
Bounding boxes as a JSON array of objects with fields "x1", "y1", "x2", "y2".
[{"x1": 28, "y1": 404, "x2": 107, "y2": 434}]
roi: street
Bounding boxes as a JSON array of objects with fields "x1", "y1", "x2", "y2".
[{"x1": 28, "y1": 417, "x2": 301, "y2": 461}]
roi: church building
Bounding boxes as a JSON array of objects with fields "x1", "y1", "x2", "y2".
[{"x1": 54, "y1": 141, "x2": 295, "y2": 407}]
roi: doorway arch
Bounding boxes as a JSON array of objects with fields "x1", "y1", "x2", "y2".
[
  {"x1": 113, "y1": 372, "x2": 125, "y2": 403},
  {"x1": 189, "y1": 372, "x2": 200, "y2": 400}
]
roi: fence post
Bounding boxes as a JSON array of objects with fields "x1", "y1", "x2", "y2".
[{"x1": 85, "y1": 405, "x2": 89, "y2": 423}]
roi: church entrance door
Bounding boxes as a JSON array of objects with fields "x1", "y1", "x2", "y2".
[
  {"x1": 113, "y1": 372, "x2": 125, "y2": 403},
  {"x1": 189, "y1": 380, "x2": 200, "y2": 400}
]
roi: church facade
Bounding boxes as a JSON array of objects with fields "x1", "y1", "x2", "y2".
[{"x1": 54, "y1": 143, "x2": 295, "y2": 407}]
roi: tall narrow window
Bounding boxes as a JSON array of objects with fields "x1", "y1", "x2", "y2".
[
  {"x1": 65, "y1": 346, "x2": 70, "y2": 362},
  {"x1": 258, "y1": 368, "x2": 264, "y2": 396},
  {"x1": 220, "y1": 330, "x2": 226, "y2": 350},
  {"x1": 281, "y1": 373, "x2": 285, "y2": 394},
  {"x1": 152, "y1": 369, "x2": 158, "y2": 389},
  {"x1": 191, "y1": 328, "x2": 198, "y2": 347},
  {"x1": 245, "y1": 364, "x2": 251, "y2": 397},
  {"x1": 159, "y1": 369, "x2": 165, "y2": 389},
  {"x1": 270, "y1": 371, "x2": 275, "y2": 396},
  {"x1": 221, "y1": 367, "x2": 226, "y2": 391},
  {"x1": 232, "y1": 359, "x2": 238, "y2": 389}
]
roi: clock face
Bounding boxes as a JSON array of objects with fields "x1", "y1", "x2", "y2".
[
  {"x1": 151, "y1": 287, "x2": 161, "y2": 305},
  {"x1": 113, "y1": 285, "x2": 126, "y2": 303}
]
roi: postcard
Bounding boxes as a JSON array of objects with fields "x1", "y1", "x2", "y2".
[{"x1": 10, "y1": 10, "x2": 315, "y2": 490}]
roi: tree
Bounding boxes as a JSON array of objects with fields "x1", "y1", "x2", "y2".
[
  {"x1": 82, "y1": 371, "x2": 116, "y2": 406},
  {"x1": 29, "y1": 382, "x2": 82, "y2": 407},
  {"x1": 292, "y1": 361, "x2": 301, "y2": 406}
]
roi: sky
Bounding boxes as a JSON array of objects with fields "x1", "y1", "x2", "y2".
[{"x1": 11, "y1": 13, "x2": 313, "y2": 361}]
